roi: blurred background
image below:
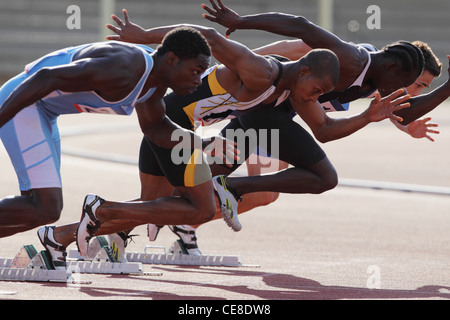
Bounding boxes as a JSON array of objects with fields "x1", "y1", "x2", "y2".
[{"x1": 0, "y1": 0, "x2": 448, "y2": 89}]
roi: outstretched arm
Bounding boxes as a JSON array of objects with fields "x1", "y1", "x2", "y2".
[
  {"x1": 106, "y1": 9, "x2": 275, "y2": 91},
  {"x1": 202, "y1": 0, "x2": 352, "y2": 52},
  {"x1": 201, "y1": 0, "x2": 363, "y2": 76},
  {"x1": 395, "y1": 56, "x2": 450, "y2": 125},
  {"x1": 294, "y1": 89, "x2": 411, "y2": 143},
  {"x1": 252, "y1": 39, "x2": 312, "y2": 61}
]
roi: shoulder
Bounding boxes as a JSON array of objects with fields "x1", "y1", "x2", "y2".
[
  {"x1": 74, "y1": 41, "x2": 146, "y2": 70},
  {"x1": 335, "y1": 41, "x2": 370, "y2": 77}
]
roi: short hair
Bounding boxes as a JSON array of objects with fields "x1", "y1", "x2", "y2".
[
  {"x1": 412, "y1": 40, "x2": 442, "y2": 77},
  {"x1": 381, "y1": 40, "x2": 424, "y2": 78},
  {"x1": 303, "y1": 49, "x2": 340, "y2": 86},
  {"x1": 156, "y1": 27, "x2": 211, "y2": 60}
]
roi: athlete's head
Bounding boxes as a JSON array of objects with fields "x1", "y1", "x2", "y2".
[
  {"x1": 373, "y1": 40, "x2": 425, "y2": 96},
  {"x1": 156, "y1": 27, "x2": 211, "y2": 95},
  {"x1": 405, "y1": 41, "x2": 442, "y2": 97},
  {"x1": 292, "y1": 49, "x2": 340, "y2": 103}
]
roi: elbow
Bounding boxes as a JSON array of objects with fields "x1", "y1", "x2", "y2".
[
  {"x1": 293, "y1": 16, "x2": 310, "y2": 33},
  {"x1": 33, "y1": 68, "x2": 54, "y2": 88},
  {"x1": 198, "y1": 27, "x2": 220, "y2": 47},
  {"x1": 314, "y1": 131, "x2": 333, "y2": 144}
]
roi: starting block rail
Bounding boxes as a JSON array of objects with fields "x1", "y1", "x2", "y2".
[
  {"x1": 0, "y1": 237, "x2": 161, "y2": 282},
  {"x1": 0, "y1": 246, "x2": 67, "y2": 282},
  {"x1": 67, "y1": 236, "x2": 162, "y2": 276},
  {"x1": 67, "y1": 260, "x2": 144, "y2": 275},
  {"x1": 125, "y1": 240, "x2": 260, "y2": 268}
]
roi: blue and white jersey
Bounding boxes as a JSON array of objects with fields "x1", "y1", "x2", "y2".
[
  {"x1": 23, "y1": 42, "x2": 156, "y2": 116},
  {"x1": 319, "y1": 43, "x2": 378, "y2": 112},
  {"x1": 0, "y1": 42, "x2": 156, "y2": 191}
]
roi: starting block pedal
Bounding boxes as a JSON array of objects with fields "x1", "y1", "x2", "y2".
[
  {"x1": 68, "y1": 236, "x2": 158, "y2": 276},
  {"x1": 126, "y1": 240, "x2": 260, "y2": 268},
  {"x1": 0, "y1": 245, "x2": 68, "y2": 282}
]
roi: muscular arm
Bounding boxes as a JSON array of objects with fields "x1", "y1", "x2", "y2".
[
  {"x1": 0, "y1": 58, "x2": 111, "y2": 128},
  {"x1": 293, "y1": 99, "x2": 372, "y2": 143},
  {"x1": 394, "y1": 56, "x2": 450, "y2": 125},
  {"x1": 201, "y1": 0, "x2": 364, "y2": 82},
  {"x1": 106, "y1": 9, "x2": 275, "y2": 91},
  {"x1": 292, "y1": 89, "x2": 411, "y2": 143},
  {"x1": 135, "y1": 87, "x2": 205, "y2": 152},
  {"x1": 396, "y1": 81, "x2": 450, "y2": 125},
  {"x1": 253, "y1": 39, "x2": 312, "y2": 61},
  {"x1": 202, "y1": 1, "x2": 354, "y2": 53}
]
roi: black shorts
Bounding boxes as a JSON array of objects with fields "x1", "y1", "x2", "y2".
[
  {"x1": 217, "y1": 101, "x2": 327, "y2": 172},
  {"x1": 138, "y1": 95, "x2": 211, "y2": 187}
]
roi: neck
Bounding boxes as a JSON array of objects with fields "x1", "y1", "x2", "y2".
[
  {"x1": 139, "y1": 53, "x2": 168, "y2": 98},
  {"x1": 361, "y1": 53, "x2": 383, "y2": 91},
  {"x1": 146, "y1": 53, "x2": 169, "y2": 88},
  {"x1": 280, "y1": 61, "x2": 304, "y2": 92}
]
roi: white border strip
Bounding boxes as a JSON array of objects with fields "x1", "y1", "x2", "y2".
[{"x1": 339, "y1": 178, "x2": 450, "y2": 196}]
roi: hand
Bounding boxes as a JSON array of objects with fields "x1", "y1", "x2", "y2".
[
  {"x1": 368, "y1": 89, "x2": 411, "y2": 123},
  {"x1": 201, "y1": 0, "x2": 240, "y2": 38},
  {"x1": 105, "y1": 9, "x2": 147, "y2": 43},
  {"x1": 203, "y1": 135, "x2": 240, "y2": 167},
  {"x1": 407, "y1": 117, "x2": 439, "y2": 142}
]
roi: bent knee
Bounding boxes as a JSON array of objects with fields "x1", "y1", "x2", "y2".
[
  {"x1": 198, "y1": 202, "x2": 216, "y2": 224},
  {"x1": 33, "y1": 205, "x2": 63, "y2": 226},
  {"x1": 319, "y1": 171, "x2": 338, "y2": 193},
  {"x1": 31, "y1": 189, "x2": 63, "y2": 225}
]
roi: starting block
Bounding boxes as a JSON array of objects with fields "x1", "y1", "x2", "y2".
[
  {"x1": 0, "y1": 245, "x2": 68, "y2": 282},
  {"x1": 68, "y1": 236, "x2": 161, "y2": 276},
  {"x1": 125, "y1": 240, "x2": 260, "y2": 268}
]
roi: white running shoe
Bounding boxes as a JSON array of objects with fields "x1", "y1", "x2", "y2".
[
  {"x1": 76, "y1": 194, "x2": 104, "y2": 257},
  {"x1": 37, "y1": 226, "x2": 67, "y2": 270},
  {"x1": 169, "y1": 225, "x2": 202, "y2": 255},
  {"x1": 212, "y1": 175, "x2": 242, "y2": 231}
]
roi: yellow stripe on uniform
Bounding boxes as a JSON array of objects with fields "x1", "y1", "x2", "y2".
[
  {"x1": 184, "y1": 149, "x2": 201, "y2": 187},
  {"x1": 207, "y1": 67, "x2": 227, "y2": 96},
  {"x1": 183, "y1": 102, "x2": 197, "y2": 128},
  {"x1": 184, "y1": 149, "x2": 212, "y2": 187},
  {"x1": 183, "y1": 67, "x2": 227, "y2": 128}
]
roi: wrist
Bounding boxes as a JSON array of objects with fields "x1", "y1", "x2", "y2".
[{"x1": 361, "y1": 108, "x2": 374, "y2": 124}]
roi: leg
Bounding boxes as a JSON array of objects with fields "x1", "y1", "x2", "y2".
[
  {"x1": 237, "y1": 154, "x2": 288, "y2": 213},
  {"x1": 76, "y1": 139, "x2": 216, "y2": 253},
  {"x1": 52, "y1": 169, "x2": 179, "y2": 247},
  {"x1": 0, "y1": 188, "x2": 63, "y2": 237},
  {"x1": 95, "y1": 179, "x2": 216, "y2": 233},
  {"x1": 214, "y1": 106, "x2": 338, "y2": 198},
  {"x1": 0, "y1": 86, "x2": 65, "y2": 238},
  {"x1": 228, "y1": 156, "x2": 337, "y2": 196}
]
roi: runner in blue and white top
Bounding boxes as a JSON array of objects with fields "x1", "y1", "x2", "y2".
[{"x1": 0, "y1": 26, "x2": 217, "y2": 262}]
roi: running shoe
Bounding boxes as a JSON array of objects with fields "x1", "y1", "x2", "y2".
[
  {"x1": 212, "y1": 175, "x2": 242, "y2": 231},
  {"x1": 108, "y1": 232, "x2": 130, "y2": 263},
  {"x1": 37, "y1": 226, "x2": 67, "y2": 270},
  {"x1": 147, "y1": 224, "x2": 164, "y2": 241},
  {"x1": 169, "y1": 225, "x2": 202, "y2": 255},
  {"x1": 76, "y1": 194, "x2": 104, "y2": 257}
]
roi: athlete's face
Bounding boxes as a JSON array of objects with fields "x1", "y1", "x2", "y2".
[
  {"x1": 405, "y1": 70, "x2": 435, "y2": 97},
  {"x1": 293, "y1": 72, "x2": 335, "y2": 103},
  {"x1": 169, "y1": 54, "x2": 211, "y2": 96},
  {"x1": 375, "y1": 64, "x2": 420, "y2": 97}
]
